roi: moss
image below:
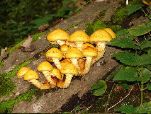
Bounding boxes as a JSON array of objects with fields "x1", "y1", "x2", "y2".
[
  {"x1": 32, "y1": 31, "x2": 47, "y2": 41},
  {"x1": 0, "y1": 88, "x2": 36, "y2": 113},
  {"x1": 0, "y1": 60, "x2": 4, "y2": 68},
  {"x1": 0, "y1": 75, "x2": 15, "y2": 97},
  {"x1": 8, "y1": 31, "x2": 46, "y2": 54},
  {"x1": 0, "y1": 59, "x2": 32, "y2": 96}
]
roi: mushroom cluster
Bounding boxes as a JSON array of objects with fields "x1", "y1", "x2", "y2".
[{"x1": 17, "y1": 28, "x2": 116, "y2": 89}]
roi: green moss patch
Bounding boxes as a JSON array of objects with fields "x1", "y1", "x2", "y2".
[
  {"x1": 0, "y1": 59, "x2": 32, "y2": 97},
  {"x1": 0, "y1": 88, "x2": 36, "y2": 113}
]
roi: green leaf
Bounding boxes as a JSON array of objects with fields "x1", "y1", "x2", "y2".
[
  {"x1": 113, "y1": 52, "x2": 151, "y2": 66},
  {"x1": 32, "y1": 15, "x2": 53, "y2": 27},
  {"x1": 137, "y1": 68, "x2": 151, "y2": 83},
  {"x1": 140, "y1": 40, "x2": 151, "y2": 49},
  {"x1": 109, "y1": 37, "x2": 138, "y2": 49},
  {"x1": 135, "y1": 102, "x2": 151, "y2": 113},
  {"x1": 86, "y1": 20, "x2": 106, "y2": 35},
  {"x1": 113, "y1": 0, "x2": 142, "y2": 24},
  {"x1": 118, "y1": 83, "x2": 130, "y2": 90},
  {"x1": 116, "y1": 104, "x2": 135, "y2": 113},
  {"x1": 113, "y1": 66, "x2": 138, "y2": 81},
  {"x1": 128, "y1": 21, "x2": 151, "y2": 37},
  {"x1": 147, "y1": 83, "x2": 151, "y2": 91},
  {"x1": 116, "y1": 29, "x2": 132, "y2": 39},
  {"x1": 92, "y1": 21, "x2": 106, "y2": 31},
  {"x1": 92, "y1": 80, "x2": 107, "y2": 96}
]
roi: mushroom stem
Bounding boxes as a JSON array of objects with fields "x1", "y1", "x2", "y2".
[
  {"x1": 76, "y1": 42, "x2": 83, "y2": 50},
  {"x1": 82, "y1": 57, "x2": 92, "y2": 74},
  {"x1": 71, "y1": 58, "x2": 80, "y2": 73},
  {"x1": 52, "y1": 58, "x2": 61, "y2": 69},
  {"x1": 66, "y1": 41, "x2": 76, "y2": 47},
  {"x1": 42, "y1": 71, "x2": 56, "y2": 87},
  {"x1": 58, "y1": 74, "x2": 73, "y2": 88},
  {"x1": 29, "y1": 79, "x2": 51, "y2": 89},
  {"x1": 63, "y1": 74, "x2": 73, "y2": 88},
  {"x1": 57, "y1": 40, "x2": 66, "y2": 46},
  {"x1": 97, "y1": 42, "x2": 106, "y2": 51},
  {"x1": 93, "y1": 42, "x2": 106, "y2": 63}
]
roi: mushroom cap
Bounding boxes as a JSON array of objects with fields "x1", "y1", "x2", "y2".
[
  {"x1": 103, "y1": 28, "x2": 116, "y2": 39},
  {"x1": 46, "y1": 48, "x2": 63, "y2": 59},
  {"x1": 90, "y1": 29, "x2": 112, "y2": 42},
  {"x1": 60, "y1": 60, "x2": 78, "y2": 75},
  {"x1": 37, "y1": 61, "x2": 53, "y2": 72},
  {"x1": 83, "y1": 47, "x2": 97, "y2": 57},
  {"x1": 47, "y1": 28, "x2": 69, "y2": 42},
  {"x1": 69, "y1": 30, "x2": 89, "y2": 42},
  {"x1": 60, "y1": 44, "x2": 69, "y2": 53},
  {"x1": 17, "y1": 67, "x2": 31, "y2": 78},
  {"x1": 66, "y1": 47, "x2": 83, "y2": 58},
  {"x1": 52, "y1": 68, "x2": 62, "y2": 80},
  {"x1": 24, "y1": 70, "x2": 39, "y2": 80}
]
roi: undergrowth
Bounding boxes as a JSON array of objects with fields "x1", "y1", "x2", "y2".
[{"x1": 85, "y1": 0, "x2": 151, "y2": 113}]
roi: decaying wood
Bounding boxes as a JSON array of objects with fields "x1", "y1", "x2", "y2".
[{"x1": 0, "y1": 0, "x2": 123, "y2": 113}]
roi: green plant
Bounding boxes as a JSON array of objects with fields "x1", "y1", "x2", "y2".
[
  {"x1": 91, "y1": 80, "x2": 107, "y2": 96},
  {"x1": 109, "y1": 19, "x2": 151, "y2": 113},
  {"x1": 112, "y1": 0, "x2": 143, "y2": 24}
]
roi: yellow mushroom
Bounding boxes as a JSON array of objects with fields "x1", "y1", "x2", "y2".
[
  {"x1": 65, "y1": 47, "x2": 83, "y2": 73},
  {"x1": 46, "y1": 48, "x2": 63, "y2": 69},
  {"x1": 17, "y1": 67, "x2": 31, "y2": 78},
  {"x1": 57, "y1": 60, "x2": 78, "y2": 88},
  {"x1": 103, "y1": 28, "x2": 116, "y2": 39},
  {"x1": 47, "y1": 28, "x2": 69, "y2": 46},
  {"x1": 37, "y1": 61, "x2": 57, "y2": 87},
  {"x1": 90, "y1": 29, "x2": 112, "y2": 62},
  {"x1": 82, "y1": 46, "x2": 97, "y2": 74},
  {"x1": 60, "y1": 44, "x2": 70, "y2": 57},
  {"x1": 68, "y1": 30, "x2": 89, "y2": 50},
  {"x1": 24, "y1": 69, "x2": 51, "y2": 89}
]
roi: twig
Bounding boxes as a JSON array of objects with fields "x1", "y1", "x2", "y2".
[
  {"x1": 107, "y1": 86, "x2": 134, "y2": 111},
  {"x1": 105, "y1": 83, "x2": 116, "y2": 112}
]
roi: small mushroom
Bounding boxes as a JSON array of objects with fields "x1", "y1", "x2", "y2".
[
  {"x1": 103, "y1": 28, "x2": 116, "y2": 39},
  {"x1": 46, "y1": 48, "x2": 63, "y2": 69},
  {"x1": 47, "y1": 28, "x2": 69, "y2": 46},
  {"x1": 90, "y1": 29, "x2": 112, "y2": 62},
  {"x1": 24, "y1": 69, "x2": 51, "y2": 89},
  {"x1": 68, "y1": 30, "x2": 89, "y2": 50},
  {"x1": 51, "y1": 68, "x2": 63, "y2": 81},
  {"x1": 82, "y1": 46, "x2": 97, "y2": 74},
  {"x1": 37, "y1": 61, "x2": 56, "y2": 87},
  {"x1": 17, "y1": 67, "x2": 31, "y2": 78},
  {"x1": 65, "y1": 47, "x2": 83, "y2": 73},
  {"x1": 57, "y1": 60, "x2": 78, "y2": 88},
  {"x1": 60, "y1": 44, "x2": 69, "y2": 57}
]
